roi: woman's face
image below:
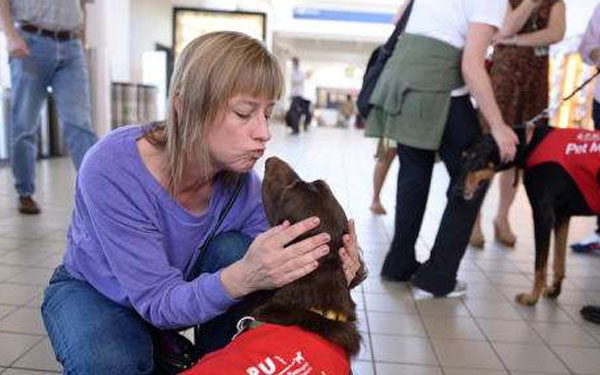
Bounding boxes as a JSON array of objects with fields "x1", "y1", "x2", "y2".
[{"x1": 207, "y1": 94, "x2": 275, "y2": 173}]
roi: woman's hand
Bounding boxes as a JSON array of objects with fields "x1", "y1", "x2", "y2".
[
  {"x1": 221, "y1": 217, "x2": 331, "y2": 298},
  {"x1": 339, "y1": 219, "x2": 366, "y2": 288},
  {"x1": 490, "y1": 122, "x2": 519, "y2": 163}
]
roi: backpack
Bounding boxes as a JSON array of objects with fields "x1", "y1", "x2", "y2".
[{"x1": 356, "y1": 0, "x2": 415, "y2": 119}]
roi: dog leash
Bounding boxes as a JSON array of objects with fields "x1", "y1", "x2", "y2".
[
  {"x1": 517, "y1": 68, "x2": 600, "y2": 130},
  {"x1": 506, "y1": 69, "x2": 600, "y2": 188}
]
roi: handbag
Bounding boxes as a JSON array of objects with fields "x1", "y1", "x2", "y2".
[
  {"x1": 152, "y1": 174, "x2": 247, "y2": 375},
  {"x1": 356, "y1": 0, "x2": 415, "y2": 119}
]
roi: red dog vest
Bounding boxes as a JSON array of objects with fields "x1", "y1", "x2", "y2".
[
  {"x1": 183, "y1": 323, "x2": 349, "y2": 375},
  {"x1": 526, "y1": 128, "x2": 600, "y2": 213}
]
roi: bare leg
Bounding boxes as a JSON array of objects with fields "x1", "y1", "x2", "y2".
[
  {"x1": 495, "y1": 167, "x2": 518, "y2": 247},
  {"x1": 371, "y1": 148, "x2": 396, "y2": 215},
  {"x1": 469, "y1": 212, "x2": 485, "y2": 248}
]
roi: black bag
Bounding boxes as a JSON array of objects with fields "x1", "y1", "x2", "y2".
[
  {"x1": 151, "y1": 328, "x2": 200, "y2": 375},
  {"x1": 152, "y1": 174, "x2": 247, "y2": 374},
  {"x1": 356, "y1": 0, "x2": 415, "y2": 119}
]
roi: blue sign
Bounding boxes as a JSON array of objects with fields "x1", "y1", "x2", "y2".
[{"x1": 293, "y1": 7, "x2": 394, "y2": 24}]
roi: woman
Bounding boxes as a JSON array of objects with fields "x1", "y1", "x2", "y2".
[
  {"x1": 471, "y1": 0, "x2": 566, "y2": 248},
  {"x1": 41, "y1": 31, "x2": 363, "y2": 374},
  {"x1": 366, "y1": 0, "x2": 518, "y2": 296}
]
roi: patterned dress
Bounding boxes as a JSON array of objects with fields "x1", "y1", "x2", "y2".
[{"x1": 490, "y1": 0, "x2": 561, "y2": 128}]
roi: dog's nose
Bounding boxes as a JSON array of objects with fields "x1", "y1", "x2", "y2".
[
  {"x1": 265, "y1": 156, "x2": 280, "y2": 166},
  {"x1": 265, "y1": 157, "x2": 291, "y2": 176},
  {"x1": 265, "y1": 156, "x2": 284, "y2": 171}
]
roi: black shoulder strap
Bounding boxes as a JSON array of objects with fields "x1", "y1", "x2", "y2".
[
  {"x1": 184, "y1": 174, "x2": 247, "y2": 280},
  {"x1": 211, "y1": 174, "x2": 246, "y2": 240},
  {"x1": 382, "y1": 0, "x2": 415, "y2": 54}
]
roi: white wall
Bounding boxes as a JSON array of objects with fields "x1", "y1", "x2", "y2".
[
  {"x1": 129, "y1": 0, "x2": 172, "y2": 84},
  {"x1": 106, "y1": 0, "x2": 131, "y2": 81},
  {"x1": 565, "y1": 0, "x2": 597, "y2": 37},
  {"x1": 304, "y1": 61, "x2": 363, "y2": 98},
  {"x1": 86, "y1": 0, "x2": 111, "y2": 135}
]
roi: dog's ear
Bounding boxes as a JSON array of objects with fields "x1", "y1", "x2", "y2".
[
  {"x1": 262, "y1": 191, "x2": 279, "y2": 227},
  {"x1": 277, "y1": 179, "x2": 349, "y2": 254},
  {"x1": 262, "y1": 184, "x2": 289, "y2": 227},
  {"x1": 263, "y1": 180, "x2": 306, "y2": 227},
  {"x1": 276, "y1": 181, "x2": 321, "y2": 242}
]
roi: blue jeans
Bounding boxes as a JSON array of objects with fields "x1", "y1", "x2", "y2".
[
  {"x1": 41, "y1": 232, "x2": 252, "y2": 374},
  {"x1": 10, "y1": 31, "x2": 97, "y2": 196}
]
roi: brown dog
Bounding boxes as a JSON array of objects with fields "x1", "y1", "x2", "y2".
[{"x1": 185, "y1": 156, "x2": 365, "y2": 374}]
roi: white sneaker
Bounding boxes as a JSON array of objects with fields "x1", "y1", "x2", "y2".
[
  {"x1": 446, "y1": 280, "x2": 468, "y2": 298},
  {"x1": 412, "y1": 280, "x2": 467, "y2": 299},
  {"x1": 571, "y1": 232, "x2": 600, "y2": 253}
]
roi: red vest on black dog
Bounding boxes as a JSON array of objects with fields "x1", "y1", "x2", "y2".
[{"x1": 527, "y1": 128, "x2": 600, "y2": 213}]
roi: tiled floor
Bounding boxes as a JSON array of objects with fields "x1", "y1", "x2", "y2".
[{"x1": 1, "y1": 123, "x2": 599, "y2": 374}]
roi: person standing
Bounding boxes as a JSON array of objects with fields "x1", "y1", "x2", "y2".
[
  {"x1": 0, "y1": 0, "x2": 98, "y2": 214},
  {"x1": 367, "y1": 0, "x2": 518, "y2": 296},
  {"x1": 571, "y1": 2, "x2": 600, "y2": 253},
  {"x1": 288, "y1": 57, "x2": 312, "y2": 134},
  {"x1": 337, "y1": 94, "x2": 355, "y2": 128},
  {"x1": 470, "y1": 0, "x2": 566, "y2": 248}
]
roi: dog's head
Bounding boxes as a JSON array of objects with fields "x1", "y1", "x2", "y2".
[
  {"x1": 459, "y1": 134, "x2": 500, "y2": 201},
  {"x1": 262, "y1": 157, "x2": 348, "y2": 257},
  {"x1": 258, "y1": 156, "x2": 364, "y2": 356},
  {"x1": 459, "y1": 127, "x2": 534, "y2": 201}
]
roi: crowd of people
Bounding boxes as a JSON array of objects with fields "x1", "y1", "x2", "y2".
[
  {"x1": 2, "y1": 0, "x2": 599, "y2": 373},
  {"x1": 367, "y1": 0, "x2": 600, "y2": 299}
]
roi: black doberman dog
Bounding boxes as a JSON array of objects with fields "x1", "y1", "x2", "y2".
[{"x1": 460, "y1": 125, "x2": 600, "y2": 306}]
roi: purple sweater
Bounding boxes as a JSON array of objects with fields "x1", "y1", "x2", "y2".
[{"x1": 63, "y1": 125, "x2": 268, "y2": 329}]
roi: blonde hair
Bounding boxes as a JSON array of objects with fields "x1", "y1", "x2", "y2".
[{"x1": 145, "y1": 31, "x2": 283, "y2": 195}]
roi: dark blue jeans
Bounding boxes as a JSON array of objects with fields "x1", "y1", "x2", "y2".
[
  {"x1": 593, "y1": 99, "x2": 600, "y2": 234},
  {"x1": 381, "y1": 95, "x2": 487, "y2": 295},
  {"x1": 41, "y1": 231, "x2": 252, "y2": 374}
]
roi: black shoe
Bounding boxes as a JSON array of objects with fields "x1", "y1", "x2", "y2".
[
  {"x1": 381, "y1": 261, "x2": 422, "y2": 282},
  {"x1": 581, "y1": 305, "x2": 600, "y2": 325},
  {"x1": 18, "y1": 196, "x2": 41, "y2": 215}
]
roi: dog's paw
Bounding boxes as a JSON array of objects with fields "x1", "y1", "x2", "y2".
[
  {"x1": 543, "y1": 284, "x2": 561, "y2": 299},
  {"x1": 516, "y1": 293, "x2": 538, "y2": 306}
]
